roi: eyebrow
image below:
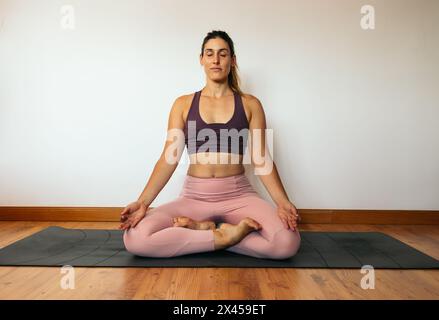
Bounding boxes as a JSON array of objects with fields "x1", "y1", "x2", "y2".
[{"x1": 205, "y1": 48, "x2": 229, "y2": 53}]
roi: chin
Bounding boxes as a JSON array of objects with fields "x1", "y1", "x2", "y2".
[{"x1": 210, "y1": 74, "x2": 227, "y2": 80}]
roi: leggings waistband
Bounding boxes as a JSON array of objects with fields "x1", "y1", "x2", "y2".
[{"x1": 179, "y1": 172, "x2": 258, "y2": 201}]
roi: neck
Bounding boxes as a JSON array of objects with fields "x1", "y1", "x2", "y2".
[{"x1": 202, "y1": 81, "x2": 233, "y2": 98}]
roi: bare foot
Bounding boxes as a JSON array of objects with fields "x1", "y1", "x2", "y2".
[
  {"x1": 214, "y1": 217, "x2": 262, "y2": 250},
  {"x1": 173, "y1": 216, "x2": 216, "y2": 230}
]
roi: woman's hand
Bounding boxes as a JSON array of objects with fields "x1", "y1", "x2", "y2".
[
  {"x1": 119, "y1": 201, "x2": 148, "y2": 230},
  {"x1": 277, "y1": 200, "x2": 301, "y2": 232}
]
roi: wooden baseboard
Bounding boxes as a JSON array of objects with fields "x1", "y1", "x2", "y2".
[{"x1": 0, "y1": 207, "x2": 438, "y2": 224}]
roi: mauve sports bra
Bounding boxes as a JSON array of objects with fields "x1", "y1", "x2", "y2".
[{"x1": 184, "y1": 90, "x2": 249, "y2": 155}]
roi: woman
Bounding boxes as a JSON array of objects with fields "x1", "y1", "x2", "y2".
[{"x1": 119, "y1": 30, "x2": 301, "y2": 260}]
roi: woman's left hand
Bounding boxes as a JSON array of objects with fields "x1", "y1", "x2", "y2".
[{"x1": 277, "y1": 200, "x2": 301, "y2": 231}]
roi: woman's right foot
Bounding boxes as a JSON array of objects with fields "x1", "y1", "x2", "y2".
[{"x1": 214, "y1": 218, "x2": 262, "y2": 250}]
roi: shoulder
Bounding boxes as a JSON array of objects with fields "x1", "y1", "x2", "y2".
[
  {"x1": 168, "y1": 93, "x2": 196, "y2": 114},
  {"x1": 172, "y1": 93, "x2": 195, "y2": 109},
  {"x1": 240, "y1": 93, "x2": 265, "y2": 122},
  {"x1": 241, "y1": 93, "x2": 263, "y2": 108},
  {"x1": 170, "y1": 93, "x2": 197, "y2": 123}
]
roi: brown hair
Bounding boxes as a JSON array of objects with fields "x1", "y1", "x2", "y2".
[{"x1": 200, "y1": 30, "x2": 243, "y2": 96}]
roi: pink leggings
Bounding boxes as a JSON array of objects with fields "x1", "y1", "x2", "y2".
[{"x1": 123, "y1": 172, "x2": 301, "y2": 260}]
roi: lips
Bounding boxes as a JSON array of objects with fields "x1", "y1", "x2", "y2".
[{"x1": 211, "y1": 68, "x2": 222, "y2": 71}]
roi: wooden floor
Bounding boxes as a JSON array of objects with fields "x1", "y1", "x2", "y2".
[{"x1": 0, "y1": 221, "x2": 438, "y2": 299}]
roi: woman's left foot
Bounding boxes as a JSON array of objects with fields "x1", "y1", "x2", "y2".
[{"x1": 173, "y1": 216, "x2": 216, "y2": 230}]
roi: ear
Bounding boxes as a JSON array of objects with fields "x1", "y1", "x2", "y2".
[{"x1": 231, "y1": 54, "x2": 237, "y2": 67}]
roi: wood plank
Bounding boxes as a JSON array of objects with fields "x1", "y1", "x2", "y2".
[{"x1": 1, "y1": 207, "x2": 438, "y2": 224}]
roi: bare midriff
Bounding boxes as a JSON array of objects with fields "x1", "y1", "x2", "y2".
[{"x1": 186, "y1": 152, "x2": 245, "y2": 178}]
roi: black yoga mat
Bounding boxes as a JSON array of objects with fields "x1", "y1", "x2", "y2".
[{"x1": 0, "y1": 226, "x2": 438, "y2": 269}]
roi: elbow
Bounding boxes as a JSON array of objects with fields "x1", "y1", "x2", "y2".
[
  {"x1": 253, "y1": 163, "x2": 274, "y2": 176},
  {"x1": 250, "y1": 154, "x2": 274, "y2": 176}
]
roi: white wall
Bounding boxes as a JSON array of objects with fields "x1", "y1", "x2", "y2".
[{"x1": 0, "y1": 0, "x2": 438, "y2": 209}]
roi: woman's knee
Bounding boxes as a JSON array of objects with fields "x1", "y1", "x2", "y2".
[
  {"x1": 123, "y1": 229, "x2": 164, "y2": 257},
  {"x1": 268, "y1": 229, "x2": 301, "y2": 260},
  {"x1": 122, "y1": 219, "x2": 155, "y2": 255},
  {"x1": 122, "y1": 213, "x2": 178, "y2": 256},
  {"x1": 123, "y1": 228, "x2": 145, "y2": 256}
]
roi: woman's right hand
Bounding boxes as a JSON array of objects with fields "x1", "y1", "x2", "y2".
[{"x1": 119, "y1": 201, "x2": 148, "y2": 230}]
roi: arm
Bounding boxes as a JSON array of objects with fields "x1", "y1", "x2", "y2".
[
  {"x1": 136, "y1": 96, "x2": 186, "y2": 207},
  {"x1": 248, "y1": 96, "x2": 300, "y2": 230},
  {"x1": 248, "y1": 96, "x2": 290, "y2": 206}
]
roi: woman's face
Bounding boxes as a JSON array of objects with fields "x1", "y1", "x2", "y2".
[{"x1": 200, "y1": 37, "x2": 235, "y2": 82}]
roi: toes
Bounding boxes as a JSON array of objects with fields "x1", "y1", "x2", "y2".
[
  {"x1": 172, "y1": 217, "x2": 182, "y2": 226},
  {"x1": 253, "y1": 223, "x2": 262, "y2": 230},
  {"x1": 173, "y1": 216, "x2": 193, "y2": 227},
  {"x1": 250, "y1": 222, "x2": 261, "y2": 230},
  {"x1": 244, "y1": 218, "x2": 262, "y2": 230}
]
